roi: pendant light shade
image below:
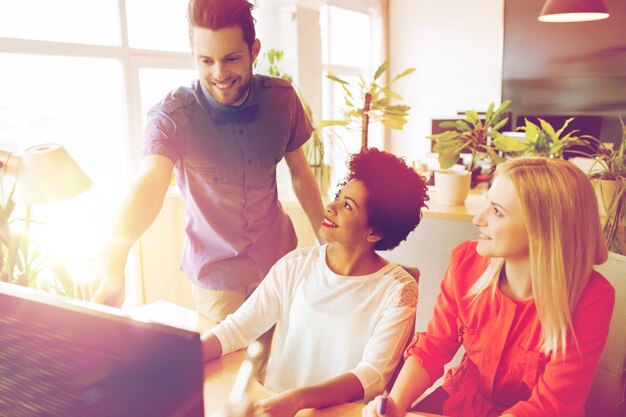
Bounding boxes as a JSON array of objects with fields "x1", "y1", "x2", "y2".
[{"x1": 539, "y1": 0, "x2": 609, "y2": 22}]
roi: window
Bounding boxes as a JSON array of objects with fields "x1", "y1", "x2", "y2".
[
  {"x1": 0, "y1": 0, "x2": 198, "y2": 291},
  {"x1": 319, "y1": 1, "x2": 384, "y2": 185},
  {"x1": 0, "y1": 0, "x2": 121, "y2": 46}
]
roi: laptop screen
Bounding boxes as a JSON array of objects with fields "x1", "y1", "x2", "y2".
[{"x1": 0, "y1": 282, "x2": 204, "y2": 417}]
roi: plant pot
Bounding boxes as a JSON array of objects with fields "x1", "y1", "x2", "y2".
[
  {"x1": 434, "y1": 170, "x2": 471, "y2": 206},
  {"x1": 594, "y1": 179, "x2": 619, "y2": 218}
]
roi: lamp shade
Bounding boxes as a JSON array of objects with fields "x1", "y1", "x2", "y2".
[
  {"x1": 13, "y1": 143, "x2": 92, "y2": 205},
  {"x1": 539, "y1": 0, "x2": 609, "y2": 22}
]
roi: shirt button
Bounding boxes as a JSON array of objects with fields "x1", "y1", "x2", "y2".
[
  {"x1": 247, "y1": 159, "x2": 252, "y2": 165},
  {"x1": 239, "y1": 128, "x2": 244, "y2": 135},
  {"x1": 213, "y1": 177, "x2": 220, "y2": 183}
]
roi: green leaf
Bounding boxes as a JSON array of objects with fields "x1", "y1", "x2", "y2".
[
  {"x1": 491, "y1": 117, "x2": 509, "y2": 133},
  {"x1": 485, "y1": 147, "x2": 505, "y2": 164},
  {"x1": 326, "y1": 73, "x2": 349, "y2": 85},
  {"x1": 358, "y1": 75, "x2": 366, "y2": 88},
  {"x1": 375, "y1": 98, "x2": 391, "y2": 108},
  {"x1": 373, "y1": 61, "x2": 388, "y2": 81},
  {"x1": 382, "y1": 116, "x2": 407, "y2": 130},
  {"x1": 485, "y1": 102, "x2": 495, "y2": 121},
  {"x1": 438, "y1": 148, "x2": 460, "y2": 169},
  {"x1": 554, "y1": 117, "x2": 575, "y2": 138},
  {"x1": 319, "y1": 119, "x2": 349, "y2": 128},
  {"x1": 538, "y1": 118, "x2": 557, "y2": 141},
  {"x1": 524, "y1": 120, "x2": 540, "y2": 144},
  {"x1": 390, "y1": 67, "x2": 416, "y2": 84},
  {"x1": 456, "y1": 120, "x2": 472, "y2": 131},
  {"x1": 493, "y1": 135, "x2": 529, "y2": 153},
  {"x1": 428, "y1": 130, "x2": 462, "y2": 142},
  {"x1": 439, "y1": 121, "x2": 459, "y2": 129},
  {"x1": 466, "y1": 110, "x2": 480, "y2": 124},
  {"x1": 384, "y1": 89, "x2": 403, "y2": 100},
  {"x1": 491, "y1": 100, "x2": 511, "y2": 121}
]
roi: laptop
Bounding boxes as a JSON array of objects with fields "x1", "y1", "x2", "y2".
[{"x1": 0, "y1": 282, "x2": 205, "y2": 417}]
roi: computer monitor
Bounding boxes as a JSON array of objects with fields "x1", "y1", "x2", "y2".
[{"x1": 0, "y1": 282, "x2": 205, "y2": 417}]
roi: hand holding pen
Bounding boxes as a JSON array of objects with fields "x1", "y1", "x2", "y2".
[
  {"x1": 362, "y1": 390, "x2": 396, "y2": 417},
  {"x1": 379, "y1": 390, "x2": 388, "y2": 416}
]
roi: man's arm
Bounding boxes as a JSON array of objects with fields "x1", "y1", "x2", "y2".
[
  {"x1": 75, "y1": 155, "x2": 174, "y2": 306},
  {"x1": 284, "y1": 147, "x2": 324, "y2": 243},
  {"x1": 254, "y1": 372, "x2": 364, "y2": 417}
]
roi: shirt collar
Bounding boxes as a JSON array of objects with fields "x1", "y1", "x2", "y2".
[{"x1": 198, "y1": 76, "x2": 258, "y2": 115}]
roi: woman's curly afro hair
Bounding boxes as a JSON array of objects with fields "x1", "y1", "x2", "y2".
[{"x1": 338, "y1": 148, "x2": 429, "y2": 251}]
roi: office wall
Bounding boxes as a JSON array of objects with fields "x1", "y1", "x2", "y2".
[
  {"x1": 503, "y1": 0, "x2": 626, "y2": 143},
  {"x1": 386, "y1": 0, "x2": 504, "y2": 161}
]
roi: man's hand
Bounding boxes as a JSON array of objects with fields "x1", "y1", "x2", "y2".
[
  {"x1": 253, "y1": 389, "x2": 302, "y2": 417},
  {"x1": 75, "y1": 260, "x2": 125, "y2": 307}
]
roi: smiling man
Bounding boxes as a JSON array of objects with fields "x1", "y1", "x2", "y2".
[{"x1": 77, "y1": 0, "x2": 324, "y2": 327}]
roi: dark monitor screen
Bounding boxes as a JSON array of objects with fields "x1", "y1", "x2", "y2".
[{"x1": 0, "y1": 283, "x2": 205, "y2": 417}]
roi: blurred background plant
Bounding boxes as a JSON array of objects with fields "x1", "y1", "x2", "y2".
[
  {"x1": 0, "y1": 183, "x2": 74, "y2": 296},
  {"x1": 255, "y1": 49, "x2": 348, "y2": 196},
  {"x1": 576, "y1": 116, "x2": 626, "y2": 255},
  {"x1": 327, "y1": 61, "x2": 414, "y2": 150},
  {"x1": 493, "y1": 116, "x2": 589, "y2": 159},
  {"x1": 428, "y1": 100, "x2": 511, "y2": 171}
]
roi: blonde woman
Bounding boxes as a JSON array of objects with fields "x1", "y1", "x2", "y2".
[{"x1": 363, "y1": 157, "x2": 615, "y2": 417}]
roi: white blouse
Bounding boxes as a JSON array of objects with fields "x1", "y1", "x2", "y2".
[{"x1": 210, "y1": 245, "x2": 418, "y2": 401}]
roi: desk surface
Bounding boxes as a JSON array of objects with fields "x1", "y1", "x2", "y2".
[
  {"x1": 203, "y1": 350, "x2": 443, "y2": 417},
  {"x1": 423, "y1": 188, "x2": 486, "y2": 221}
]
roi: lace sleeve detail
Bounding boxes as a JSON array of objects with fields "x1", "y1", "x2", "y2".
[{"x1": 389, "y1": 268, "x2": 419, "y2": 309}]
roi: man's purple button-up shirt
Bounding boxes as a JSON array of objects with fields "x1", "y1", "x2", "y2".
[{"x1": 142, "y1": 75, "x2": 313, "y2": 290}]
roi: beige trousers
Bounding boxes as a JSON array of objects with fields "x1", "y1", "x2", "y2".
[
  {"x1": 191, "y1": 284, "x2": 258, "y2": 331},
  {"x1": 192, "y1": 281, "x2": 274, "y2": 384}
]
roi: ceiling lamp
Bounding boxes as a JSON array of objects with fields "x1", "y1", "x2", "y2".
[{"x1": 538, "y1": 0, "x2": 610, "y2": 22}]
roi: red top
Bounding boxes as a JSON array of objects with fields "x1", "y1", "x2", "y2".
[{"x1": 406, "y1": 241, "x2": 615, "y2": 417}]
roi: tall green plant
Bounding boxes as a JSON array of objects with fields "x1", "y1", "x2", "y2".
[
  {"x1": 255, "y1": 49, "x2": 347, "y2": 176},
  {"x1": 428, "y1": 100, "x2": 511, "y2": 171},
  {"x1": 327, "y1": 61, "x2": 415, "y2": 150}
]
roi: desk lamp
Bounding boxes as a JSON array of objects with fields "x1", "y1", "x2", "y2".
[{"x1": 0, "y1": 143, "x2": 92, "y2": 285}]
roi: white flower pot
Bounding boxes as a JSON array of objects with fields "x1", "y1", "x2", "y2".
[{"x1": 435, "y1": 170, "x2": 471, "y2": 206}]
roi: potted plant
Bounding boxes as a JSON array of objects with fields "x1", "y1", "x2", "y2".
[
  {"x1": 427, "y1": 100, "x2": 511, "y2": 205},
  {"x1": 256, "y1": 49, "x2": 347, "y2": 197},
  {"x1": 326, "y1": 61, "x2": 415, "y2": 150},
  {"x1": 0, "y1": 185, "x2": 73, "y2": 296},
  {"x1": 578, "y1": 117, "x2": 626, "y2": 255},
  {"x1": 493, "y1": 116, "x2": 590, "y2": 159}
]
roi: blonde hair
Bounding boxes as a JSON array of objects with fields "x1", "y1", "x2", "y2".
[{"x1": 469, "y1": 157, "x2": 608, "y2": 356}]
